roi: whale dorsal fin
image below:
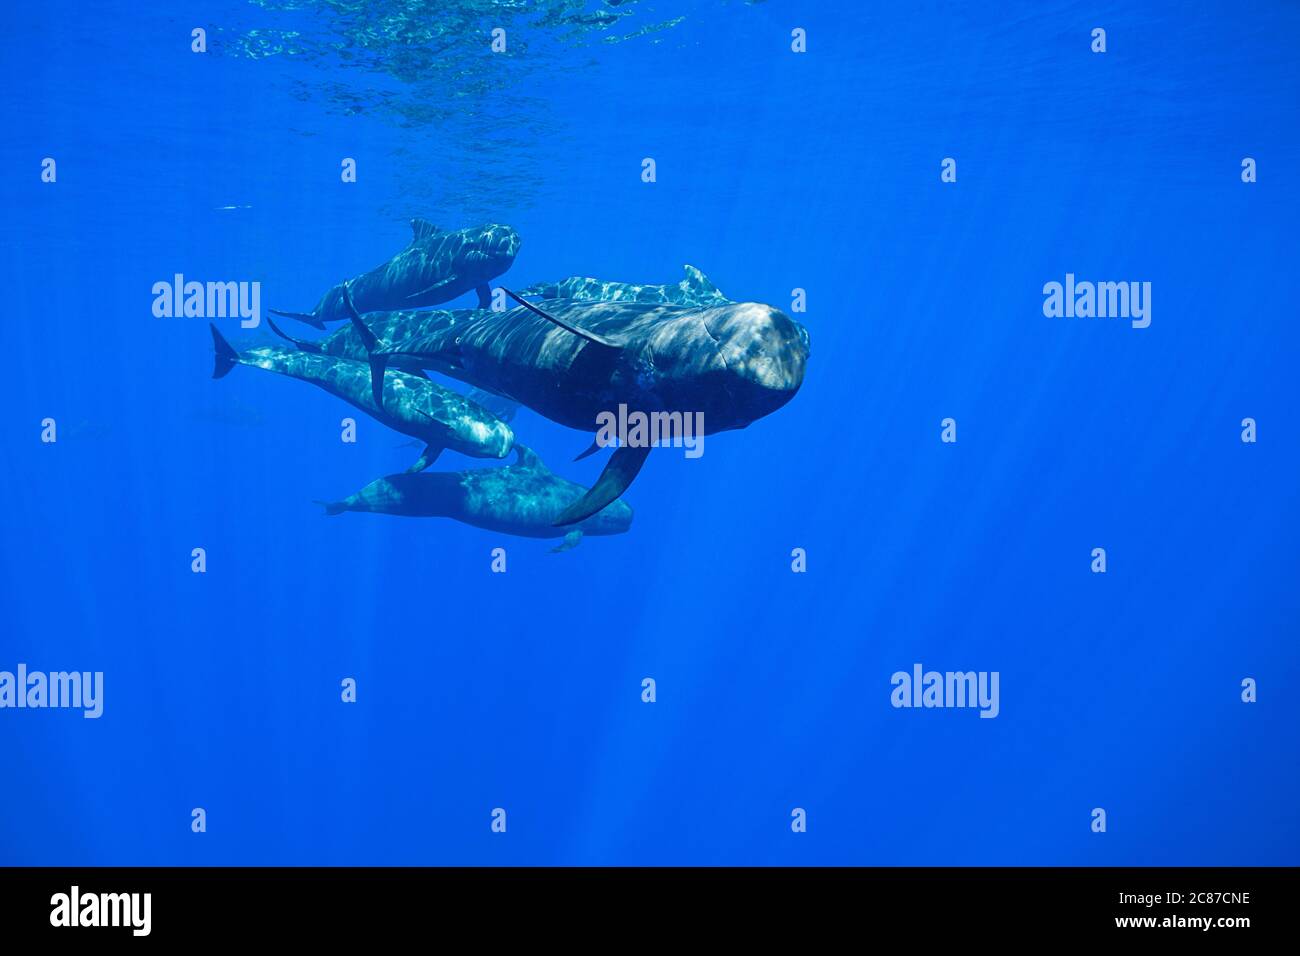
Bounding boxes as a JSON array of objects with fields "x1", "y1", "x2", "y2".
[
  {"x1": 551, "y1": 529, "x2": 583, "y2": 553},
  {"x1": 410, "y1": 218, "x2": 442, "y2": 241},
  {"x1": 513, "y1": 444, "x2": 543, "y2": 469},
  {"x1": 682, "y1": 264, "x2": 721, "y2": 295},
  {"x1": 502, "y1": 289, "x2": 627, "y2": 349}
]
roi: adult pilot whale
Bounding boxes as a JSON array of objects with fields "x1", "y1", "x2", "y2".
[
  {"x1": 318, "y1": 445, "x2": 633, "y2": 552},
  {"x1": 270, "y1": 219, "x2": 520, "y2": 329},
  {"x1": 342, "y1": 285, "x2": 809, "y2": 526}
]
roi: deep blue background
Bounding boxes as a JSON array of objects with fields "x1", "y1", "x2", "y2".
[{"x1": 0, "y1": 1, "x2": 1296, "y2": 864}]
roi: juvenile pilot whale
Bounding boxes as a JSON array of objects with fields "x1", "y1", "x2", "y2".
[
  {"x1": 209, "y1": 324, "x2": 513, "y2": 471},
  {"x1": 517, "y1": 264, "x2": 729, "y2": 308},
  {"x1": 343, "y1": 286, "x2": 809, "y2": 525},
  {"x1": 265, "y1": 304, "x2": 462, "y2": 367},
  {"x1": 318, "y1": 445, "x2": 633, "y2": 552},
  {"x1": 270, "y1": 220, "x2": 520, "y2": 329},
  {"x1": 263, "y1": 314, "x2": 522, "y2": 423}
]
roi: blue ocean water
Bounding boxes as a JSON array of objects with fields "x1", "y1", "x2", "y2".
[{"x1": 1, "y1": 1, "x2": 1297, "y2": 866}]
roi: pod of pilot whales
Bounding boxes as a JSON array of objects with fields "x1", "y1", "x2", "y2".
[{"x1": 209, "y1": 219, "x2": 810, "y2": 552}]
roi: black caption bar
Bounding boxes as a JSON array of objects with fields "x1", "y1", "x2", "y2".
[{"x1": 0, "y1": 866, "x2": 1288, "y2": 941}]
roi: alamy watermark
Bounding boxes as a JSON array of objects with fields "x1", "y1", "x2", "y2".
[
  {"x1": 890, "y1": 663, "x2": 999, "y2": 718},
  {"x1": 0, "y1": 664, "x2": 103, "y2": 718},
  {"x1": 595, "y1": 404, "x2": 704, "y2": 458},
  {"x1": 152, "y1": 274, "x2": 261, "y2": 328},
  {"x1": 50, "y1": 886, "x2": 150, "y2": 936},
  {"x1": 1043, "y1": 273, "x2": 1150, "y2": 329}
]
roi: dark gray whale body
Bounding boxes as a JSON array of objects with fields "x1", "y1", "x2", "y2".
[
  {"x1": 271, "y1": 220, "x2": 520, "y2": 329},
  {"x1": 344, "y1": 289, "x2": 810, "y2": 525},
  {"x1": 320, "y1": 445, "x2": 633, "y2": 552}
]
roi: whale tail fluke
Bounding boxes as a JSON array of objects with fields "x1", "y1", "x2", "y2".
[
  {"x1": 268, "y1": 308, "x2": 326, "y2": 331},
  {"x1": 314, "y1": 499, "x2": 347, "y2": 516},
  {"x1": 554, "y1": 444, "x2": 650, "y2": 527},
  {"x1": 341, "y1": 283, "x2": 390, "y2": 408},
  {"x1": 209, "y1": 324, "x2": 240, "y2": 379}
]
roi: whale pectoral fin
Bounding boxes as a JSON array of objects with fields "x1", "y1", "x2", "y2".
[
  {"x1": 502, "y1": 289, "x2": 627, "y2": 349},
  {"x1": 367, "y1": 356, "x2": 389, "y2": 407},
  {"x1": 342, "y1": 284, "x2": 389, "y2": 407},
  {"x1": 554, "y1": 444, "x2": 650, "y2": 527},
  {"x1": 407, "y1": 444, "x2": 444, "y2": 473},
  {"x1": 404, "y1": 275, "x2": 457, "y2": 300},
  {"x1": 573, "y1": 437, "x2": 602, "y2": 462},
  {"x1": 266, "y1": 316, "x2": 323, "y2": 354},
  {"x1": 476, "y1": 284, "x2": 492, "y2": 309},
  {"x1": 550, "y1": 530, "x2": 583, "y2": 553},
  {"x1": 268, "y1": 308, "x2": 326, "y2": 331}
]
